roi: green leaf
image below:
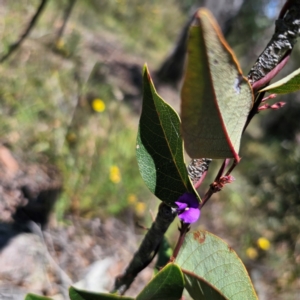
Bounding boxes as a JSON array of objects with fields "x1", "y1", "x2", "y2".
[
  {"x1": 25, "y1": 294, "x2": 53, "y2": 300},
  {"x1": 176, "y1": 230, "x2": 258, "y2": 300},
  {"x1": 259, "y1": 67, "x2": 300, "y2": 94},
  {"x1": 181, "y1": 9, "x2": 253, "y2": 160},
  {"x1": 136, "y1": 263, "x2": 184, "y2": 300},
  {"x1": 69, "y1": 287, "x2": 134, "y2": 300},
  {"x1": 136, "y1": 65, "x2": 199, "y2": 206},
  {"x1": 183, "y1": 275, "x2": 228, "y2": 300}
]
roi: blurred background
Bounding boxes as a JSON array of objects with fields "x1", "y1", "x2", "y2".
[{"x1": 0, "y1": 0, "x2": 299, "y2": 299}]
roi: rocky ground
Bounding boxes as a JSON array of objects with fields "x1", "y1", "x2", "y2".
[{"x1": 0, "y1": 145, "x2": 156, "y2": 299}]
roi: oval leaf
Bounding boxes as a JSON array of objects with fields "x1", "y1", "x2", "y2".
[
  {"x1": 136, "y1": 65, "x2": 199, "y2": 206},
  {"x1": 175, "y1": 230, "x2": 258, "y2": 300},
  {"x1": 181, "y1": 9, "x2": 253, "y2": 159},
  {"x1": 259, "y1": 67, "x2": 300, "y2": 94},
  {"x1": 136, "y1": 263, "x2": 184, "y2": 300},
  {"x1": 69, "y1": 287, "x2": 133, "y2": 300}
]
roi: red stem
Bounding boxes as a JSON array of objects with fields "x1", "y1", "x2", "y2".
[
  {"x1": 225, "y1": 158, "x2": 240, "y2": 176},
  {"x1": 199, "y1": 187, "x2": 214, "y2": 209},
  {"x1": 279, "y1": 0, "x2": 293, "y2": 19},
  {"x1": 171, "y1": 222, "x2": 190, "y2": 261}
]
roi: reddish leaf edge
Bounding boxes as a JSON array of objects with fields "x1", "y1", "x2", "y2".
[{"x1": 195, "y1": 9, "x2": 253, "y2": 160}]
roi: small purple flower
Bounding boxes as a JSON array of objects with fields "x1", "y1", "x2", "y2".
[{"x1": 175, "y1": 192, "x2": 200, "y2": 224}]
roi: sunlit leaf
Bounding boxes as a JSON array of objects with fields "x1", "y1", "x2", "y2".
[
  {"x1": 25, "y1": 294, "x2": 53, "y2": 300},
  {"x1": 136, "y1": 65, "x2": 199, "y2": 206},
  {"x1": 181, "y1": 9, "x2": 253, "y2": 160},
  {"x1": 259, "y1": 67, "x2": 300, "y2": 94},
  {"x1": 176, "y1": 230, "x2": 258, "y2": 300},
  {"x1": 69, "y1": 287, "x2": 133, "y2": 300},
  {"x1": 136, "y1": 263, "x2": 184, "y2": 300}
]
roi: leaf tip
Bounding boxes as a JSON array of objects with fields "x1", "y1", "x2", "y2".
[
  {"x1": 142, "y1": 63, "x2": 153, "y2": 83},
  {"x1": 196, "y1": 7, "x2": 213, "y2": 19},
  {"x1": 143, "y1": 63, "x2": 148, "y2": 75}
]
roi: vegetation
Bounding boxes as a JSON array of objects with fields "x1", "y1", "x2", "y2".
[{"x1": 0, "y1": 0, "x2": 300, "y2": 299}]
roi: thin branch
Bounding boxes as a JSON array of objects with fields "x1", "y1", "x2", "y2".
[
  {"x1": 55, "y1": 0, "x2": 77, "y2": 43},
  {"x1": 248, "y1": 0, "x2": 300, "y2": 88},
  {"x1": 112, "y1": 203, "x2": 177, "y2": 295},
  {"x1": 0, "y1": 0, "x2": 48, "y2": 63},
  {"x1": 170, "y1": 222, "x2": 190, "y2": 261}
]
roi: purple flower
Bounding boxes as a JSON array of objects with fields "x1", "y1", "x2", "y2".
[{"x1": 175, "y1": 192, "x2": 200, "y2": 224}]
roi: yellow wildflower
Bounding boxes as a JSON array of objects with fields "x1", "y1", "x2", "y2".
[
  {"x1": 109, "y1": 166, "x2": 121, "y2": 183},
  {"x1": 127, "y1": 194, "x2": 137, "y2": 205},
  {"x1": 152, "y1": 8, "x2": 160, "y2": 15},
  {"x1": 257, "y1": 237, "x2": 270, "y2": 251},
  {"x1": 66, "y1": 132, "x2": 77, "y2": 143},
  {"x1": 135, "y1": 201, "x2": 146, "y2": 217},
  {"x1": 246, "y1": 247, "x2": 258, "y2": 260},
  {"x1": 92, "y1": 99, "x2": 106, "y2": 112},
  {"x1": 56, "y1": 38, "x2": 65, "y2": 50}
]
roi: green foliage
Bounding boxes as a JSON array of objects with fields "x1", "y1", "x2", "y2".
[
  {"x1": 80, "y1": 0, "x2": 186, "y2": 61},
  {"x1": 259, "y1": 67, "x2": 300, "y2": 94},
  {"x1": 0, "y1": 1, "x2": 159, "y2": 219},
  {"x1": 69, "y1": 287, "x2": 133, "y2": 300},
  {"x1": 136, "y1": 263, "x2": 184, "y2": 300},
  {"x1": 136, "y1": 65, "x2": 199, "y2": 206},
  {"x1": 236, "y1": 138, "x2": 300, "y2": 290},
  {"x1": 2, "y1": 1, "x2": 300, "y2": 299},
  {"x1": 176, "y1": 230, "x2": 258, "y2": 300},
  {"x1": 183, "y1": 276, "x2": 228, "y2": 300},
  {"x1": 181, "y1": 9, "x2": 253, "y2": 159},
  {"x1": 69, "y1": 264, "x2": 184, "y2": 300},
  {"x1": 25, "y1": 294, "x2": 53, "y2": 300}
]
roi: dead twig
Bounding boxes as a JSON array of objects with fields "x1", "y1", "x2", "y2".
[{"x1": 0, "y1": 0, "x2": 48, "y2": 63}]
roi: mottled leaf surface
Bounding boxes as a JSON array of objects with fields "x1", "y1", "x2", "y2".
[
  {"x1": 136, "y1": 65, "x2": 199, "y2": 206},
  {"x1": 176, "y1": 230, "x2": 258, "y2": 300},
  {"x1": 181, "y1": 9, "x2": 253, "y2": 159},
  {"x1": 259, "y1": 67, "x2": 300, "y2": 94}
]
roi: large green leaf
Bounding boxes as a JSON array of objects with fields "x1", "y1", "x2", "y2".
[
  {"x1": 136, "y1": 65, "x2": 199, "y2": 206},
  {"x1": 69, "y1": 287, "x2": 134, "y2": 300},
  {"x1": 259, "y1": 67, "x2": 300, "y2": 94},
  {"x1": 25, "y1": 294, "x2": 53, "y2": 300},
  {"x1": 183, "y1": 274, "x2": 228, "y2": 300},
  {"x1": 181, "y1": 9, "x2": 253, "y2": 160},
  {"x1": 176, "y1": 230, "x2": 258, "y2": 300},
  {"x1": 136, "y1": 263, "x2": 184, "y2": 300},
  {"x1": 69, "y1": 264, "x2": 183, "y2": 300}
]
